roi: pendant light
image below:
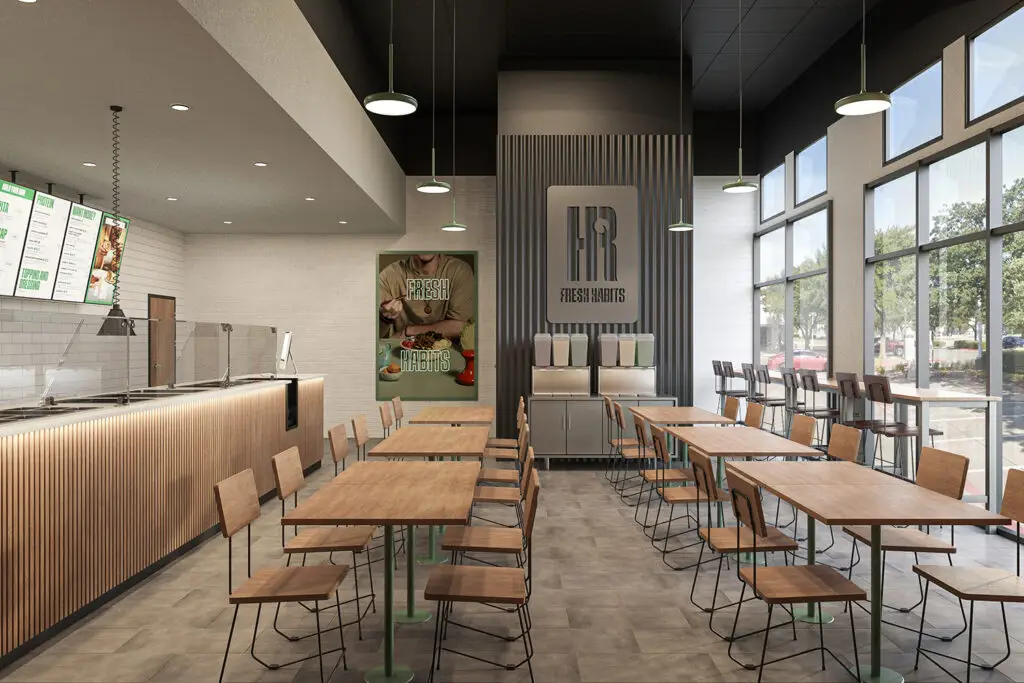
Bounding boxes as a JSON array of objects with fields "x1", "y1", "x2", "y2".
[
  {"x1": 363, "y1": 0, "x2": 418, "y2": 117},
  {"x1": 417, "y1": 0, "x2": 451, "y2": 194},
  {"x1": 835, "y1": 0, "x2": 890, "y2": 116},
  {"x1": 441, "y1": 0, "x2": 466, "y2": 232},
  {"x1": 668, "y1": 0, "x2": 693, "y2": 232},
  {"x1": 97, "y1": 105, "x2": 135, "y2": 337},
  {"x1": 722, "y1": 0, "x2": 758, "y2": 195}
]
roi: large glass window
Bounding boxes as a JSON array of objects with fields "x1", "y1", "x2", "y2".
[
  {"x1": 795, "y1": 137, "x2": 827, "y2": 204},
  {"x1": 759, "y1": 284, "x2": 786, "y2": 368},
  {"x1": 873, "y1": 173, "x2": 917, "y2": 255},
  {"x1": 928, "y1": 143, "x2": 987, "y2": 240},
  {"x1": 792, "y1": 210, "x2": 827, "y2": 275},
  {"x1": 1004, "y1": 126, "x2": 1024, "y2": 225},
  {"x1": 792, "y1": 275, "x2": 828, "y2": 374},
  {"x1": 759, "y1": 227, "x2": 785, "y2": 282},
  {"x1": 970, "y1": 5, "x2": 1024, "y2": 121},
  {"x1": 886, "y1": 61, "x2": 942, "y2": 161},
  {"x1": 1002, "y1": 232, "x2": 1024, "y2": 502},
  {"x1": 761, "y1": 164, "x2": 785, "y2": 221},
  {"x1": 872, "y1": 256, "x2": 915, "y2": 388}
]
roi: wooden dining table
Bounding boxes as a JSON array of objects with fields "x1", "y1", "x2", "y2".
[
  {"x1": 728, "y1": 460, "x2": 1009, "y2": 683},
  {"x1": 283, "y1": 461, "x2": 480, "y2": 683},
  {"x1": 629, "y1": 405, "x2": 735, "y2": 426},
  {"x1": 408, "y1": 405, "x2": 495, "y2": 426}
]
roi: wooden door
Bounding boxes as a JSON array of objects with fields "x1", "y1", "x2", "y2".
[{"x1": 148, "y1": 294, "x2": 176, "y2": 386}]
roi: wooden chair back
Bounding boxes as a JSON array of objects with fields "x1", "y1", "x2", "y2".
[
  {"x1": 520, "y1": 447, "x2": 535, "y2": 497},
  {"x1": 828, "y1": 424, "x2": 861, "y2": 462},
  {"x1": 726, "y1": 470, "x2": 768, "y2": 538},
  {"x1": 613, "y1": 401, "x2": 628, "y2": 431},
  {"x1": 744, "y1": 402, "x2": 763, "y2": 429},
  {"x1": 352, "y1": 414, "x2": 370, "y2": 448},
  {"x1": 602, "y1": 395, "x2": 614, "y2": 422},
  {"x1": 835, "y1": 371, "x2": 863, "y2": 401},
  {"x1": 916, "y1": 447, "x2": 969, "y2": 500},
  {"x1": 523, "y1": 470, "x2": 541, "y2": 541},
  {"x1": 633, "y1": 413, "x2": 650, "y2": 450},
  {"x1": 789, "y1": 414, "x2": 815, "y2": 447},
  {"x1": 690, "y1": 449, "x2": 717, "y2": 498},
  {"x1": 379, "y1": 402, "x2": 394, "y2": 432},
  {"x1": 517, "y1": 423, "x2": 531, "y2": 461},
  {"x1": 391, "y1": 396, "x2": 405, "y2": 424},
  {"x1": 271, "y1": 446, "x2": 305, "y2": 500},
  {"x1": 214, "y1": 469, "x2": 260, "y2": 539},
  {"x1": 650, "y1": 425, "x2": 671, "y2": 465},
  {"x1": 723, "y1": 396, "x2": 740, "y2": 421},
  {"x1": 1000, "y1": 468, "x2": 1024, "y2": 524},
  {"x1": 516, "y1": 396, "x2": 526, "y2": 425},
  {"x1": 327, "y1": 423, "x2": 350, "y2": 471},
  {"x1": 864, "y1": 374, "x2": 893, "y2": 405}
]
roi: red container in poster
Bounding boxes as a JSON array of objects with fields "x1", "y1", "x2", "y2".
[{"x1": 456, "y1": 350, "x2": 475, "y2": 386}]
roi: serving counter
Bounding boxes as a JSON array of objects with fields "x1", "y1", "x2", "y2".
[{"x1": 0, "y1": 375, "x2": 325, "y2": 663}]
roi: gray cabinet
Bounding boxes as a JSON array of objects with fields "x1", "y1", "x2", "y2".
[
  {"x1": 566, "y1": 400, "x2": 604, "y2": 455},
  {"x1": 530, "y1": 403, "x2": 567, "y2": 455}
]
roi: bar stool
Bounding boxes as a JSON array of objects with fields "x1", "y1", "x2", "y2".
[
  {"x1": 391, "y1": 396, "x2": 405, "y2": 428},
  {"x1": 351, "y1": 414, "x2": 370, "y2": 462},
  {"x1": 756, "y1": 365, "x2": 787, "y2": 433},
  {"x1": 796, "y1": 370, "x2": 840, "y2": 449},
  {"x1": 721, "y1": 361, "x2": 750, "y2": 413},
  {"x1": 834, "y1": 372, "x2": 886, "y2": 432},
  {"x1": 864, "y1": 374, "x2": 941, "y2": 478},
  {"x1": 215, "y1": 469, "x2": 348, "y2": 683},
  {"x1": 780, "y1": 368, "x2": 804, "y2": 436}
]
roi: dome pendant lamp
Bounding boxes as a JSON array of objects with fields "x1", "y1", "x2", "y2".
[
  {"x1": 364, "y1": 0, "x2": 418, "y2": 117},
  {"x1": 417, "y1": 0, "x2": 451, "y2": 194},
  {"x1": 835, "y1": 0, "x2": 890, "y2": 116},
  {"x1": 722, "y1": 0, "x2": 758, "y2": 194},
  {"x1": 441, "y1": 0, "x2": 466, "y2": 232},
  {"x1": 668, "y1": 0, "x2": 693, "y2": 232}
]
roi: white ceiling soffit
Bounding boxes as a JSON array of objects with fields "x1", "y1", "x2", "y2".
[
  {"x1": 0, "y1": 0, "x2": 403, "y2": 235},
  {"x1": 177, "y1": 0, "x2": 407, "y2": 230}
]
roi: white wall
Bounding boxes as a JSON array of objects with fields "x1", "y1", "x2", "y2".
[
  {"x1": 692, "y1": 176, "x2": 756, "y2": 412},
  {"x1": 184, "y1": 177, "x2": 497, "y2": 436},
  {"x1": 0, "y1": 218, "x2": 187, "y2": 402}
]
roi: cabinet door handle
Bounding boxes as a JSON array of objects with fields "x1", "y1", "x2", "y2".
[{"x1": 567, "y1": 414, "x2": 571, "y2": 430}]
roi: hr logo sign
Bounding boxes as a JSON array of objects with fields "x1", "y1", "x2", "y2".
[{"x1": 547, "y1": 186, "x2": 638, "y2": 323}]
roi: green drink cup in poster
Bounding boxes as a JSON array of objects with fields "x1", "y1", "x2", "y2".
[
  {"x1": 84, "y1": 213, "x2": 130, "y2": 305},
  {"x1": 376, "y1": 251, "x2": 478, "y2": 401}
]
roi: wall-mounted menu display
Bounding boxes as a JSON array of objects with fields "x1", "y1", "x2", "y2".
[
  {"x1": 52, "y1": 203, "x2": 103, "y2": 303},
  {"x1": 83, "y1": 214, "x2": 129, "y2": 306},
  {"x1": 0, "y1": 181, "x2": 36, "y2": 296},
  {"x1": 14, "y1": 192, "x2": 72, "y2": 299}
]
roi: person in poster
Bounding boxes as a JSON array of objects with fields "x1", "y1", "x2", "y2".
[{"x1": 376, "y1": 252, "x2": 477, "y2": 401}]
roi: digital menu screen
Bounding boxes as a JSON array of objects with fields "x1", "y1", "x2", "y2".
[
  {"x1": 0, "y1": 181, "x2": 36, "y2": 296},
  {"x1": 82, "y1": 213, "x2": 129, "y2": 306},
  {"x1": 52, "y1": 203, "x2": 103, "y2": 303},
  {"x1": 14, "y1": 191, "x2": 72, "y2": 299}
]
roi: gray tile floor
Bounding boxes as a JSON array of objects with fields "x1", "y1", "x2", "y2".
[{"x1": 2, "y1": 453, "x2": 1023, "y2": 682}]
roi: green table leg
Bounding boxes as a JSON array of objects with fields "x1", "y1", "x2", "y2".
[
  {"x1": 716, "y1": 457, "x2": 725, "y2": 527},
  {"x1": 395, "y1": 525, "x2": 431, "y2": 624},
  {"x1": 365, "y1": 526, "x2": 415, "y2": 683},
  {"x1": 856, "y1": 525, "x2": 904, "y2": 683},
  {"x1": 794, "y1": 514, "x2": 834, "y2": 624},
  {"x1": 417, "y1": 523, "x2": 449, "y2": 564}
]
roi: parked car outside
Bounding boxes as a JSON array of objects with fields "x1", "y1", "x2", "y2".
[
  {"x1": 766, "y1": 349, "x2": 828, "y2": 371},
  {"x1": 1003, "y1": 335, "x2": 1024, "y2": 349},
  {"x1": 873, "y1": 337, "x2": 905, "y2": 357}
]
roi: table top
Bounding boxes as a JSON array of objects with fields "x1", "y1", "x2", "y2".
[
  {"x1": 630, "y1": 405, "x2": 735, "y2": 425},
  {"x1": 368, "y1": 425, "x2": 491, "y2": 459},
  {"x1": 666, "y1": 425, "x2": 823, "y2": 458},
  {"x1": 282, "y1": 461, "x2": 480, "y2": 526},
  {"x1": 728, "y1": 461, "x2": 1009, "y2": 527},
  {"x1": 408, "y1": 405, "x2": 496, "y2": 425},
  {"x1": 762, "y1": 371, "x2": 998, "y2": 403}
]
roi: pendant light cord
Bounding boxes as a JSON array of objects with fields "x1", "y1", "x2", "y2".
[
  {"x1": 860, "y1": 0, "x2": 867, "y2": 93},
  {"x1": 451, "y1": 0, "x2": 457, "y2": 220},
  {"x1": 737, "y1": 0, "x2": 743, "y2": 177},
  {"x1": 110, "y1": 105, "x2": 123, "y2": 308},
  {"x1": 388, "y1": 0, "x2": 395, "y2": 92},
  {"x1": 678, "y1": 0, "x2": 684, "y2": 220},
  {"x1": 431, "y1": 0, "x2": 436, "y2": 177}
]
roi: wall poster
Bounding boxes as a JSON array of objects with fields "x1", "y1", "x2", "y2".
[
  {"x1": 376, "y1": 251, "x2": 478, "y2": 401},
  {"x1": 83, "y1": 213, "x2": 129, "y2": 305}
]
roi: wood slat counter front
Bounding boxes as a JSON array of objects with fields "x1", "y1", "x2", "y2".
[{"x1": 0, "y1": 376, "x2": 324, "y2": 663}]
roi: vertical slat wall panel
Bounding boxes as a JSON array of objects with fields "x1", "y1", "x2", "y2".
[
  {"x1": 496, "y1": 134, "x2": 693, "y2": 434},
  {"x1": 0, "y1": 377, "x2": 324, "y2": 659}
]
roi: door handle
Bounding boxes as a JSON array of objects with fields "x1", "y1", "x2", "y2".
[{"x1": 152, "y1": 363, "x2": 161, "y2": 369}]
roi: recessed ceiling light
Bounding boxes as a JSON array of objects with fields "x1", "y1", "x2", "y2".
[
  {"x1": 170, "y1": 103, "x2": 190, "y2": 112},
  {"x1": 18, "y1": 1, "x2": 38, "y2": 4},
  {"x1": 338, "y1": 220, "x2": 348, "y2": 224},
  {"x1": 305, "y1": 197, "x2": 315, "y2": 201},
  {"x1": 223, "y1": 221, "x2": 233, "y2": 225},
  {"x1": 82, "y1": 162, "x2": 96, "y2": 167},
  {"x1": 253, "y1": 162, "x2": 268, "y2": 167},
  {"x1": 166, "y1": 197, "x2": 178, "y2": 201}
]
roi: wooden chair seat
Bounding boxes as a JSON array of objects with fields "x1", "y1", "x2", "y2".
[
  {"x1": 474, "y1": 486, "x2": 521, "y2": 504},
  {"x1": 487, "y1": 437, "x2": 518, "y2": 449},
  {"x1": 872, "y1": 423, "x2": 944, "y2": 438},
  {"x1": 424, "y1": 565, "x2": 527, "y2": 605},
  {"x1": 477, "y1": 468, "x2": 519, "y2": 484},
  {"x1": 658, "y1": 485, "x2": 729, "y2": 504},
  {"x1": 722, "y1": 389, "x2": 748, "y2": 397},
  {"x1": 738, "y1": 565, "x2": 866, "y2": 604},
  {"x1": 283, "y1": 526, "x2": 376, "y2": 554},
  {"x1": 799, "y1": 408, "x2": 841, "y2": 419},
  {"x1": 229, "y1": 565, "x2": 349, "y2": 605},
  {"x1": 760, "y1": 398, "x2": 788, "y2": 407},
  {"x1": 699, "y1": 525, "x2": 798, "y2": 553},
  {"x1": 913, "y1": 565, "x2": 1024, "y2": 603},
  {"x1": 609, "y1": 437, "x2": 641, "y2": 447},
  {"x1": 641, "y1": 468, "x2": 693, "y2": 484},
  {"x1": 441, "y1": 526, "x2": 523, "y2": 554},
  {"x1": 620, "y1": 446, "x2": 647, "y2": 459},
  {"x1": 844, "y1": 419, "x2": 886, "y2": 431},
  {"x1": 485, "y1": 447, "x2": 520, "y2": 461},
  {"x1": 842, "y1": 525, "x2": 956, "y2": 554}
]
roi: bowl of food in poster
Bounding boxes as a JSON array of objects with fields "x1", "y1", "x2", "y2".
[
  {"x1": 379, "y1": 362, "x2": 402, "y2": 381},
  {"x1": 401, "y1": 331, "x2": 452, "y2": 351}
]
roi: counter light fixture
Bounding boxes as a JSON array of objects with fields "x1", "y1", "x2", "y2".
[
  {"x1": 439, "y1": 1, "x2": 467, "y2": 232},
  {"x1": 722, "y1": 0, "x2": 759, "y2": 195},
  {"x1": 170, "y1": 103, "x2": 190, "y2": 112},
  {"x1": 835, "y1": 0, "x2": 890, "y2": 117},
  {"x1": 722, "y1": 179, "x2": 759, "y2": 194},
  {"x1": 441, "y1": 221, "x2": 467, "y2": 232},
  {"x1": 364, "y1": 0, "x2": 418, "y2": 117},
  {"x1": 82, "y1": 162, "x2": 96, "y2": 167},
  {"x1": 253, "y1": 161, "x2": 268, "y2": 167}
]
